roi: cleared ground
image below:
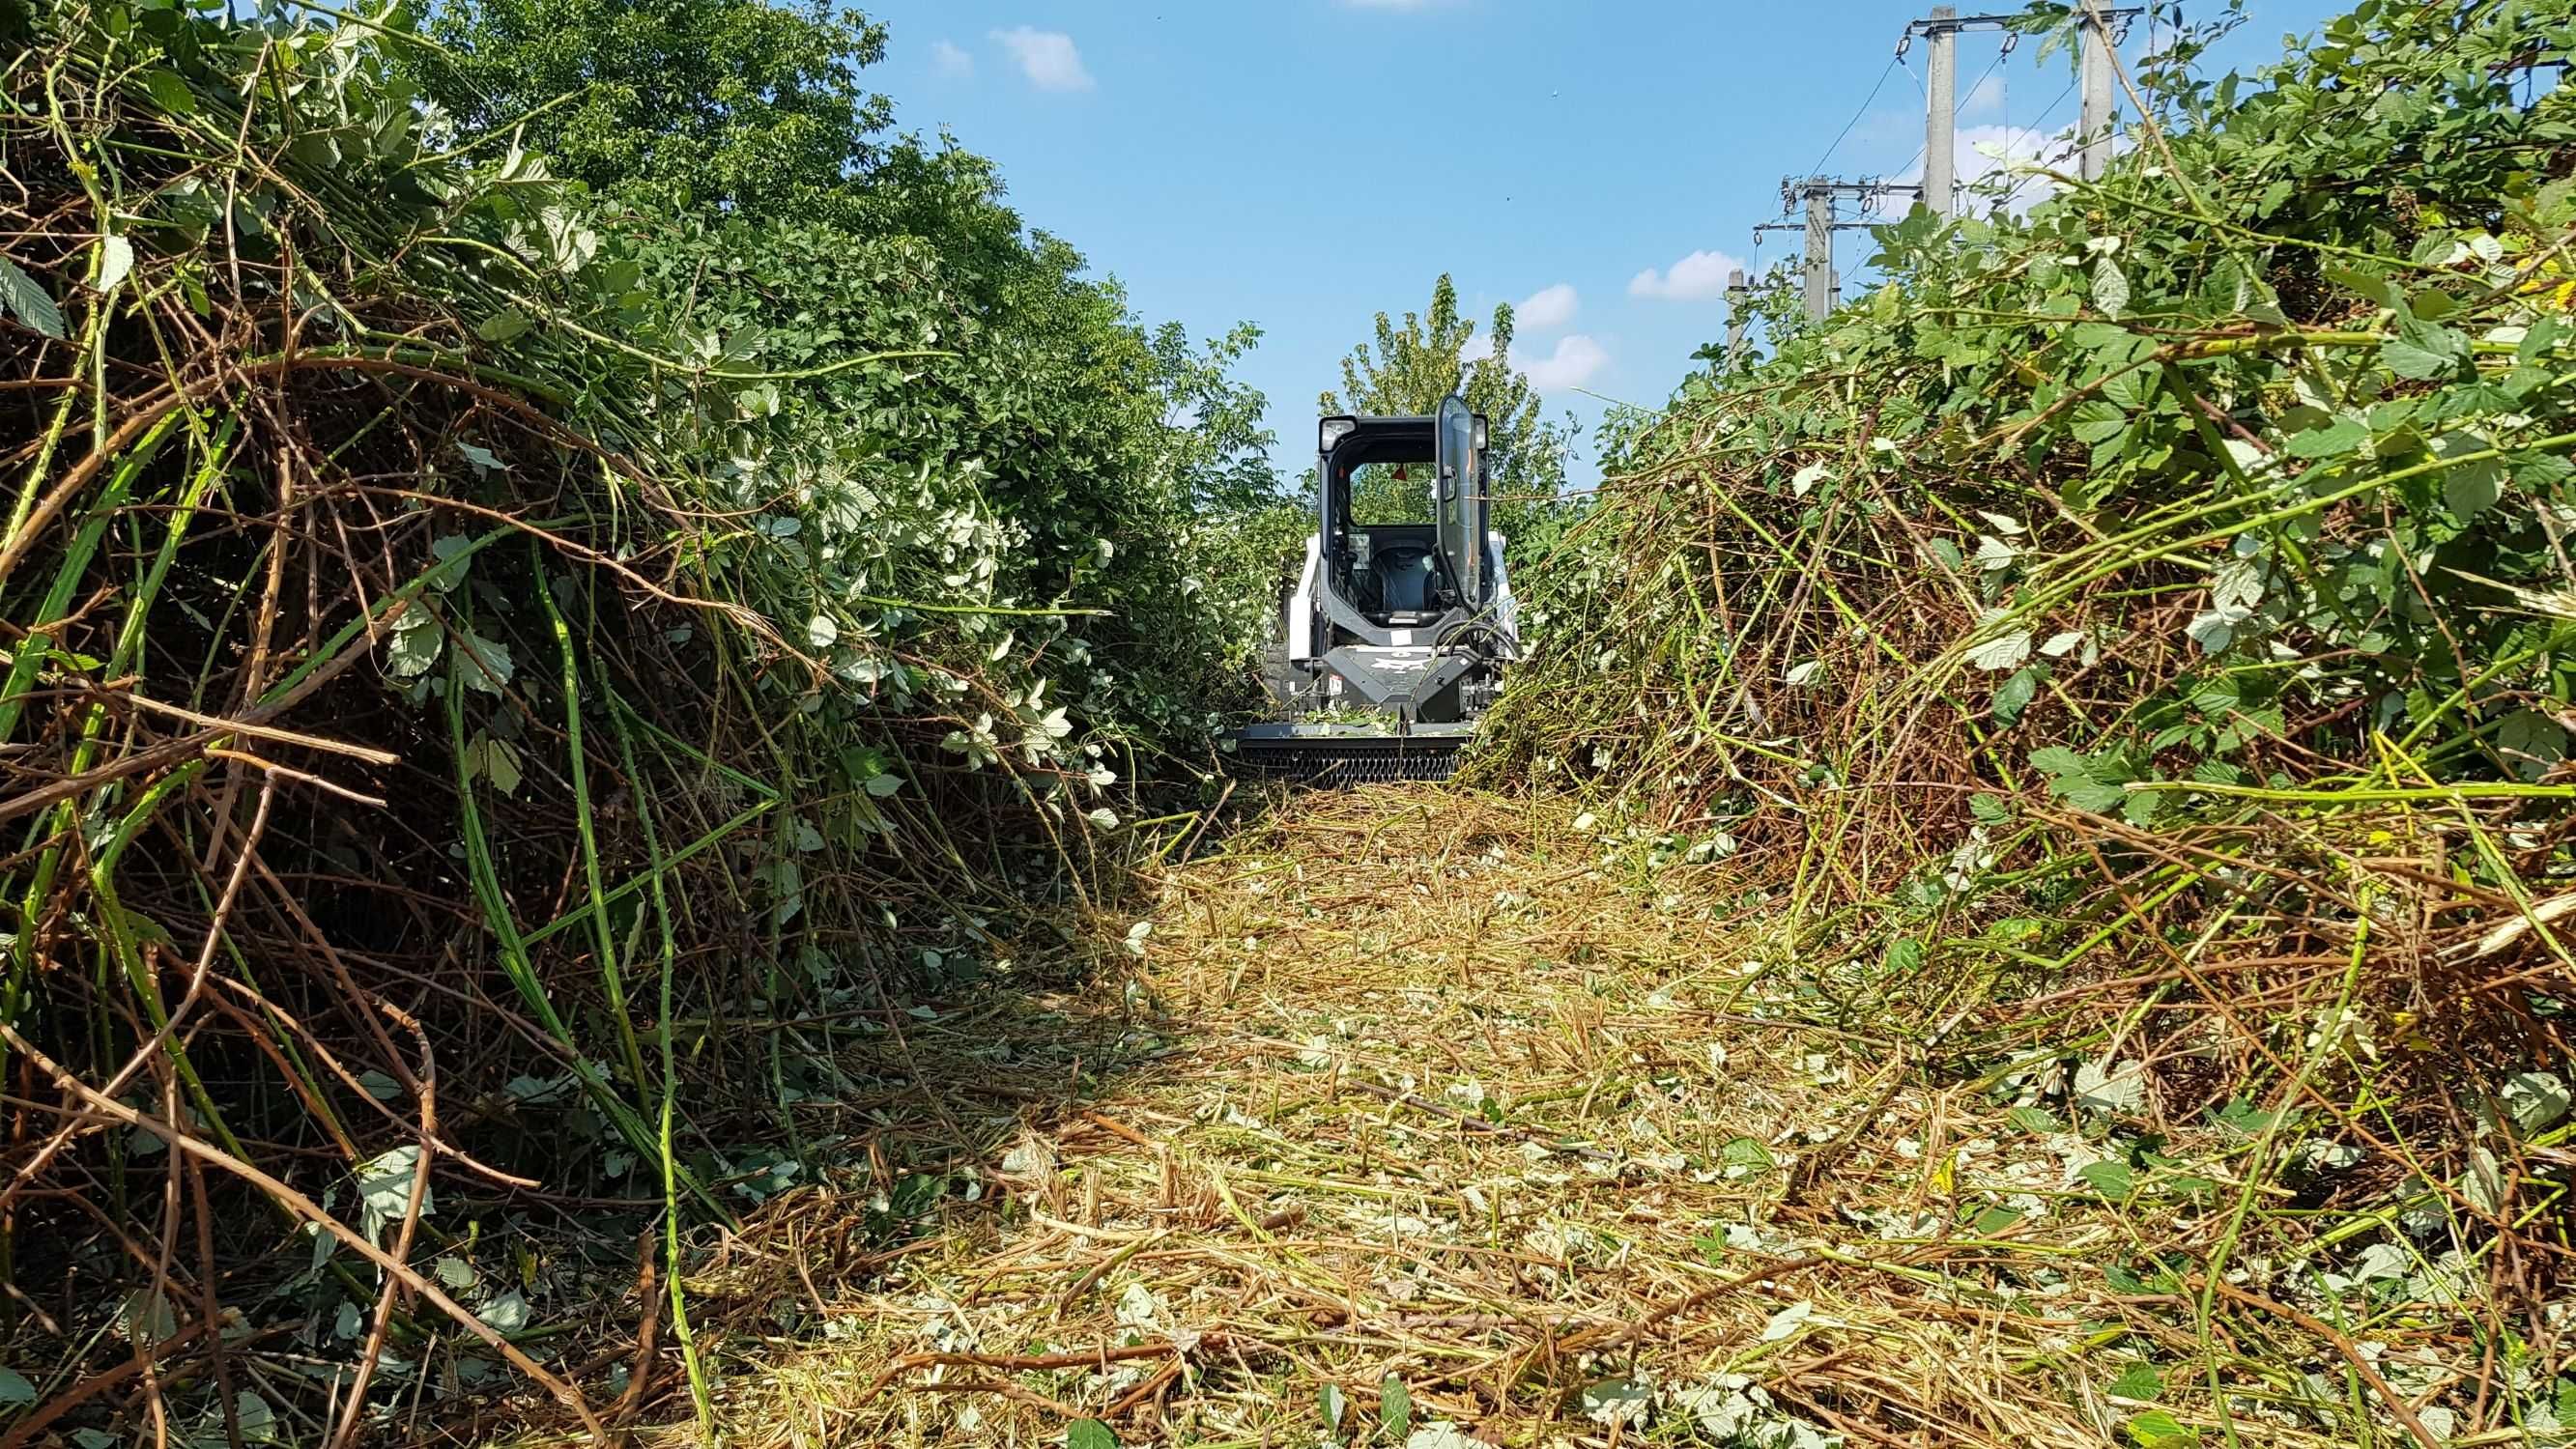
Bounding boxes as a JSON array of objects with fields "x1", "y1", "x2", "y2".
[{"x1": 644, "y1": 787, "x2": 2511, "y2": 1449}]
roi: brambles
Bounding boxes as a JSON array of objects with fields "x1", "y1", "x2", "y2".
[
  {"x1": 1482, "y1": 2, "x2": 2576, "y2": 1442},
  {"x1": 0, "y1": 0, "x2": 1269, "y2": 1441}
]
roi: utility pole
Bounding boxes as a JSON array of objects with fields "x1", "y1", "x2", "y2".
[
  {"x1": 2077, "y1": 2, "x2": 2133, "y2": 182},
  {"x1": 1751, "y1": 218, "x2": 1825, "y2": 319},
  {"x1": 1725, "y1": 268, "x2": 1749, "y2": 368},
  {"x1": 1762, "y1": 177, "x2": 1922, "y2": 322},
  {"x1": 1923, "y1": 6, "x2": 1957, "y2": 217},
  {"x1": 1900, "y1": 8, "x2": 2134, "y2": 206},
  {"x1": 1801, "y1": 185, "x2": 1834, "y2": 321}
]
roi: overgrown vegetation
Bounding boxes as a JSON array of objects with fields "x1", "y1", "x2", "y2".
[
  {"x1": 13, "y1": 0, "x2": 2575, "y2": 1444},
  {"x1": 1481, "y1": 1, "x2": 2576, "y2": 1442},
  {"x1": 0, "y1": 0, "x2": 1281, "y2": 1441}
]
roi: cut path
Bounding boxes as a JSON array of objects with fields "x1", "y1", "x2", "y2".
[{"x1": 662, "y1": 788, "x2": 2476, "y2": 1449}]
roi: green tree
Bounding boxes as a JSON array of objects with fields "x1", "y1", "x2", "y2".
[
  {"x1": 1318, "y1": 274, "x2": 1573, "y2": 550},
  {"x1": 411, "y1": 0, "x2": 1295, "y2": 718},
  {"x1": 411, "y1": 0, "x2": 895, "y2": 223}
]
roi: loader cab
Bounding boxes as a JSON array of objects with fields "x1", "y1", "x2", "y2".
[
  {"x1": 1256, "y1": 395, "x2": 1513, "y2": 738},
  {"x1": 1318, "y1": 400, "x2": 1492, "y2": 634}
]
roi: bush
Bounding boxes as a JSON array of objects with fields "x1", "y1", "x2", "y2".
[
  {"x1": 1487, "y1": 0, "x2": 2575, "y2": 1366},
  {"x1": 0, "y1": 1, "x2": 1271, "y2": 1439}
]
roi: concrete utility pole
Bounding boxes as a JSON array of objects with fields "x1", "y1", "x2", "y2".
[
  {"x1": 1752, "y1": 218, "x2": 1826, "y2": 321},
  {"x1": 1801, "y1": 186, "x2": 1834, "y2": 322},
  {"x1": 1725, "y1": 268, "x2": 1749, "y2": 368},
  {"x1": 1923, "y1": 6, "x2": 1957, "y2": 217},
  {"x1": 1768, "y1": 177, "x2": 1922, "y2": 322},
  {"x1": 1900, "y1": 8, "x2": 2136, "y2": 208},
  {"x1": 2077, "y1": 0, "x2": 2118, "y2": 182}
]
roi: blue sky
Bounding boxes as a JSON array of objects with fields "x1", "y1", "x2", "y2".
[{"x1": 858, "y1": 0, "x2": 2351, "y2": 481}]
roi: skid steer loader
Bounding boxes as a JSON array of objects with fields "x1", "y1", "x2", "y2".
[{"x1": 1232, "y1": 395, "x2": 1517, "y2": 783}]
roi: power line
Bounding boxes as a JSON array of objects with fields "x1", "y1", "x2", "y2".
[
  {"x1": 1915, "y1": 44, "x2": 2010, "y2": 202},
  {"x1": 1959, "y1": 42, "x2": 2008, "y2": 125},
  {"x1": 1889, "y1": 51, "x2": 1936, "y2": 209},
  {"x1": 1805, "y1": 53, "x2": 1904, "y2": 182},
  {"x1": 1993, "y1": 78, "x2": 2078, "y2": 211}
]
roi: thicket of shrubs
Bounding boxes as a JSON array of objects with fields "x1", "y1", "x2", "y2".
[
  {"x1": 0, "y1": 0, "x2": 1290, "y2": 1439},
  {"x1": 1485, "y1": 0, "x2": 2575, "y2": 1435}
]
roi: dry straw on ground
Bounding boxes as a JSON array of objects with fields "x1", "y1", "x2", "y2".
[{"x1": 608, "y1": 786, "x2": 2552, "y2": 1449}]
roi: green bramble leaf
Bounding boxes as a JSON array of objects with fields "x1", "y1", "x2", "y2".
[
  {"x1": 454, "y1": 629, "x2": 515, "y2": 694},
  {"x1": 2285, "y1": 418, "x2": 2367, "y2": 459},
  {"x1": 2126, "y1": 1408, "x2": 2198, "y2": 1447},
  {"x1": 465, "y1": 731, "x2": 523, "y2": 793},
  {"x1": 2443, "y1": 455, "x2": 2504, "y2": 520},
  {"x1": 428, "y1": 534, "x2": 477, "y2": 589},
  {"x1": 2006, "y1": 1106, "x2": 2063, "y2": 1134},
  {"x1": 1721, "y1": 1135, "x2": 1776, "y2": 1171},
  {"x1": 2497, "y1": 710, "x2": 2567, "y2": 781},
  {"x1": 2029, "y1": 745, "x2": 2086, "y2": 779},
  {"x1": 2326, "y1": 264, "x2": 2399, "y2": 309},
  {"x1": 2186, "y1": 606, "x2": 2250, "y2": 654},
  {"x1": 1992, "y1": 664, "x2": 2044, "y2": 725},
  {"x1": 0, "y1": 257, "x2": 66, "y2": 339},
  {"x1": 2091, "y1": 257, "x2": 2131, "y2": 317},
  {"x1": 2511, "y1": 449, "x2": 2575, "y2": 489},
  {"x1": 2072, "y1": 399, "x2": 2129, "y2": 443},
  {"x1": 2409, "y1": 286, "x2": 2459, "y2": 321},
  {"x1": 2109, "y1": 1361, "x2": 2163, "y2": 1401},
  {"x1": 93, "y1": 236, "x2": 134, "y2": 295},
  {"x1": 2385, "y1": 323, "x2": 2468, "y2": 381},
  {"x1": 2079, "y1": 1159, "x2": 2137, "y2": 1200},
  {"x1": 1380, "y1": 1376, "x2": 1412, "y2": 1439},
  {"x1": 1966, "y1": 630, "x2": 2032, "y2": 672},
  {"x1": 141, "y1": 68, "x2": 198, "y2": 114},
  {"x1": 231, "y1": 1391, "x2": 277, "y2": 1442},
  {"x1": 2031, "y1": 747, "x2": 2132, "y2": 812},
  {"x1": 386, "y1": 611, "x2": 444, "y2": 678}
]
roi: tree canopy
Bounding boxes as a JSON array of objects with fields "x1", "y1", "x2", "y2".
[
  {"x1": 413, "y1": 0, "x2": 895, "y2": 223},
  {"x1": 1319, "y1": 273, "x2": 1573, "y2": 547}
]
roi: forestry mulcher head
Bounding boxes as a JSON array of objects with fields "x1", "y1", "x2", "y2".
[{"x1": 1232, "y1": 395, "x2": 1517, "y2": 785}]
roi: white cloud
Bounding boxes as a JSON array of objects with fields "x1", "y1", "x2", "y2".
[
  {"x1": 988, "y1": 27, "x2": 1094, "y2": 92},
  {"x1": 930, "y1": 39, "x2": 973, "y2": 78},
  {"x1": 1880, "y1": 123, "x2": 2079, "y2": 219},
  {"x1": 1519, "y1": 334, "x2": 1608, "y2": 390},
  {"x1": 1962, "y1": 122, "x2": 2081, "y2": 213},
  {"x1": 1466, "y1": 332, "x2": 1607, "y2": 391},
  {"x1": 1963, "y1": 73, "x2": 2004, "y2": 117},
  {"x1": 1628, "y1": 249, "x2": 1750, "y2": 302},
  {"x1": 1515, "y1": 283, "x2": 1578, "y2": 330}
]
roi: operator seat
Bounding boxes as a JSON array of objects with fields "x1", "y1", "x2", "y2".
[{"x1": 1372, "y1": 544, "x2": 1440, "y2": 614}]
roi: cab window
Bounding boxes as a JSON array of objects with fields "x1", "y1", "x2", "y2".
[{"x1": 1345, "y1": 460, "x2": 1434, "y2": 525}]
